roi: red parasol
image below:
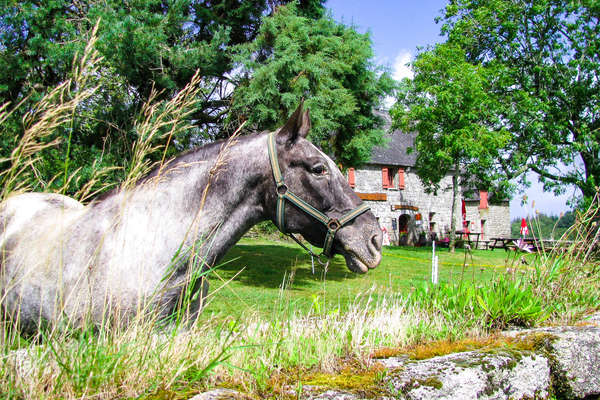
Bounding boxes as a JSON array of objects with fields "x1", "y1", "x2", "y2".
[
  {"x1": 461, "y1": 199, "x2": 469, "y2": 234},
  {"x1": 520, "y1": 218, "x2": 528, "y2": 236}
]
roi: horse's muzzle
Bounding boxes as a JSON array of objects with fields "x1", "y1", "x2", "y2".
[{"x1": 337, "y1": 220, "x2": 383, "y2": 273}]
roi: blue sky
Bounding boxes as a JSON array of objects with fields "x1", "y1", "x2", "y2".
[{"x1": 326, "y1": 0, "x2": 576, "y2": 218}]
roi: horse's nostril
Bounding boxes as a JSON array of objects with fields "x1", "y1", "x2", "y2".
[{"x1": 371, "y1": 231, "x2": 383, "y2": 251}]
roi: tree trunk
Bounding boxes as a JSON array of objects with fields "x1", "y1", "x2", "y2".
[{"x1": 449, "y1": 171, "x2": 459, "y2": 253}]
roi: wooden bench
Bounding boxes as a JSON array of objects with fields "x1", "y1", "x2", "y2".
[
  {"x1": 489, "y1": 237, "x2": 523, "y2": 251},
  {"x1": 489, "y1": 237, "x2": 540, "y2": 252},
  {"x1": 478, "y1": 240, "x2": 491, "y2": 250}
]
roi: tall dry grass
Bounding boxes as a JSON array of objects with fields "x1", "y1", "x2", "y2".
[
  {"x1": 0, "y1": 23, "x2": 102, "y2": 201},
  {"x1": 3, "y1": 286, "x2": 475, "y2": 399},
  {"x1": 525, "y1": 194, "x2": 600, "y2": 324},
  {"x1": 123, "y1": 70, "x2": 205, "y2": 189}
]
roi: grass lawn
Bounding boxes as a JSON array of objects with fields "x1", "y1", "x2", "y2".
[
  {"x1": 201, "y1": 237, "x2": 532, "y2": 320},
  {"x1": 3, "y1": 236, "x2": 591, "y2": 399}
]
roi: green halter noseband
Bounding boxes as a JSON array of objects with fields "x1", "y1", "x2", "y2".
[{"x1": 267, "y1": 132, "x2": 370, "y2": 261}]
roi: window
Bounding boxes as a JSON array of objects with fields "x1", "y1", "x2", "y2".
[
  {"x1": 415, "y1": 213, "x2": 422, "y2": 226},
  {"x1": 348, "y1": 168, "x2": 356, "y2": 188},
  {"x1": 382, "y1": 167, "x2": 406, "y2": 190}
]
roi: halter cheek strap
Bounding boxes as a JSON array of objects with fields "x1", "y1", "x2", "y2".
[{"x1": 267, "y1": 132, "x2": 370, "y2": 259}]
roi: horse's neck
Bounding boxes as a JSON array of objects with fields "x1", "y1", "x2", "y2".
[
  {"x1": 196, "y1": 135, "x2": 271, "y2": 264},
  {"x1": 107, "y1": 134, "x2": 271, "y2": 267}
]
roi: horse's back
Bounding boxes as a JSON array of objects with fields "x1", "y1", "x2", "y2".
[
  {"x1": 0, "y1": 192, "x2": 83, "y2": 245},
  {"x1": 0, "y1": 193, "x2": 87, "y2": 330}
]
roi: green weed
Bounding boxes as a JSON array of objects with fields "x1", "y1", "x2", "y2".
[{"x1": 476, "y1": 274, "x2": 548, "y2": 329}]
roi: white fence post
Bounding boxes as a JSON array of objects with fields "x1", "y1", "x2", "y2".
[{"x1": 432, "y1": 241, "x2": 439, "y2": 284}]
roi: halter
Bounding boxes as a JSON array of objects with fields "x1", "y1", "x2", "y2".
[{"x1": 267, "y1": 132, "x2": 370, "y2": 263}]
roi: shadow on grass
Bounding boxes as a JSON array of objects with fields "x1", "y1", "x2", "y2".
[{"x1": 218, "y1": 244, "x2": 362, "y2": 289}]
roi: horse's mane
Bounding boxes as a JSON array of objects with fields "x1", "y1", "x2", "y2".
[{"x1": 92, "y1": 132, "x2": 264, "y2": 204}]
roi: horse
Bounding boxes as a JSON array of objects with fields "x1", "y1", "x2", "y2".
[{"x1": 0, "y1": 103, "x2": 382, "y2": 333}]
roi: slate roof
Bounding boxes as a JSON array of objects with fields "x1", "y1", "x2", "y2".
[
  {"x1": 369, "y1": 111, "x2": 417, "y2": 167},
  {"x1": 370, "y1": 131, "x2": 418, "y2": 167}
]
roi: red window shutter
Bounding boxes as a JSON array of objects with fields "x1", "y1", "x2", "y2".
[
  {"x1": 398, "y1": 168, "x2": 405, "y2": 189},
  {"x1": 348, "y1": 168, "x2": 356, "y2": 188},
  {"x1": 479, "y1": 190, "x2": 489, "y2": 209},
  {"x1": 382, "y1": 167, "x2": 390, "y2": 189}
]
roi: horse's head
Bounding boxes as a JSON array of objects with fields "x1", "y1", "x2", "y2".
[{"x1": 266, "y1": 103, "x2": 382, "y2": 273}]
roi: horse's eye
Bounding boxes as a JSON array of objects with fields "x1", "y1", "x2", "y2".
[{"x1": 311, "y1": 164, "x2": 328, "y2": 176}]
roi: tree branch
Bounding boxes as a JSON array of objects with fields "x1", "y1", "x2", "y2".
[{"x1": 528, "y1": 163, "x2": 579, "y2": 186}]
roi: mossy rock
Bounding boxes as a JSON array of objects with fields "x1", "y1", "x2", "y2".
[{"x1": 384, "y1": 350, "x2": 551, "y2": 399}]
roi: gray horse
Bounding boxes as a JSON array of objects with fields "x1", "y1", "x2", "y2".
[{"x1": 0, "y1": 103, "x2": 382, "y2": 332}]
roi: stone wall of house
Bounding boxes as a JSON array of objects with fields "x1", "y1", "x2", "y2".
[
  {"x1": 465, "y1": 201, "x2": 512, "y2": 243},
  {"x1": 352, "y1": 165, "x2": 511, "y2": 246},
  {"x1": 487, "y1": 203, "x2": 512, "y2": 238}
]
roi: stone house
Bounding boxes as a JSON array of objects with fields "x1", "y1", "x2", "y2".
[{"x1": 346, "y1": 128, "x2": 511, "y2": 247}]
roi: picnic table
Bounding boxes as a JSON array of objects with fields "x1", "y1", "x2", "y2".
[
  {"x1": 489, "y1": 237, "x2": 596, "y2": 253},
  {"x1": 455, "y1": 231, "x2": 481, "y2": 249},
  {"x1": 489, "y1": 237, "x2": 561, "y2": 252},
  {"x1": 488, "y1": 238, "x2": 537, "y2": 251},
  {"x1": 489, "y1": 237, "x2": 511, "y2": 251}
]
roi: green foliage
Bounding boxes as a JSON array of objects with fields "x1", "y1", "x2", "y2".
[
  {"x1": 392, "y1": 43, "x2": 510, "y2": 195},
  {"x1": 391, "y1": 43, "x2": 510, "y2": 249},
  {"x1": 475, "y1": 274, "x2": 548, "y2": 329},
  {"x1": 439, "y1": 0, "x2": 600, "y2": 203},
  {"x1": 407, "y1": 276, "x2": 549, "y2": 332},
  {"x1": 0, "y1": 0, "x2": 331, "y2": 196},
  {"x1": 0, "y1": 0, "x2": 392, "y2": 195},
  {"x1": 46, "y1": 327, "x2": 128, "y2": 395},
  {"x1": 230, "y1": 3, "x2": 395, "y2": 166}
]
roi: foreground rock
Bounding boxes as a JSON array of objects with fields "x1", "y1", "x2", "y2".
[
  {"x1": 505, "y1": 324, "x2": 600, "y2": 399},
  {"x1": 382, "y1": 350, "x2": 551, "y2": 399},
  {"x1": 189, "y1": 388, "x2": 255, "y2": 400},
  {"x1": 192, "y1": 314, "x2": 600, "y2": 399}
]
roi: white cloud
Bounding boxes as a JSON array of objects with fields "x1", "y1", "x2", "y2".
[
  {"x1": 392, "y1": 50, "x2": 414, "y2": 81},
  {"x1": 380, "y1": 50, "x2": 414, "y2": 109}
]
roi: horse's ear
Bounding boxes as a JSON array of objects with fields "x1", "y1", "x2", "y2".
[
  {"x1": 278, "y1": 101, "x2": 311, "y2": 146},
  {"x1": 299, "y1": 108, "x2": 311, "y2": 138}
]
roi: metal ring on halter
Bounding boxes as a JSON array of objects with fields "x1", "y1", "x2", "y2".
[
  {"x1": 327, "y1": 219, "x2": 341, "y2": 231},
  {"x1": 317, "y1": 253, "x2": 330, "y2": 266},
  {"x1": 277, "y1": 184, "x2": 288, "y2": 196}
]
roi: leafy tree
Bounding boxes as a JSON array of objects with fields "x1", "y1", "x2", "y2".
[
  {"x1": 391, "y1": 43, "x2": 510, "y2": 251},
  {"x1": 439, "y1": 0, "x2": 600, "y2": 206},
  {"x1": 229, "y1": 3, "x2": 395, "y2": 166},
  {"x1": 1, "y1": 0, "x2": 393, "y2": 193},
  {"x1": 0, "y1": 0, "x2": 326, "y2": 193}
]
